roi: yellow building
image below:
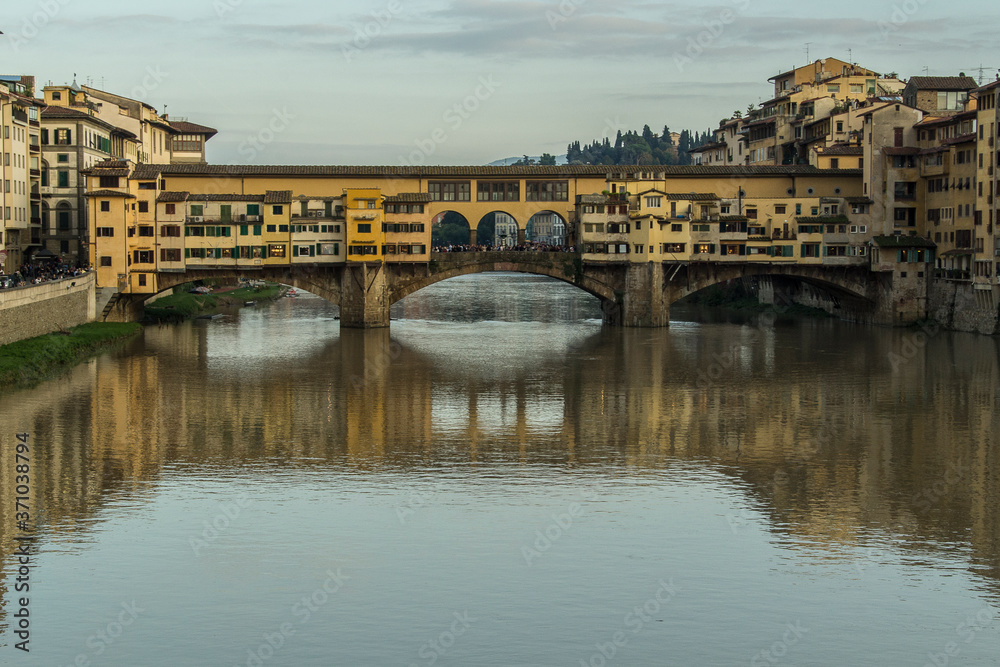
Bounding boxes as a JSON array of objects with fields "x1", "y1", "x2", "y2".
[
  {"x1": 0, "y1": 76, "x2": 43, "y2": 272},
  {"x1": 974, "y1": 79, "x2": 1000, "y2": 286},
  {"x1": 344, "y1": 188, "x2": 384, "y2": 261}
]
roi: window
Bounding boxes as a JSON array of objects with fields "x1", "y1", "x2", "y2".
[
  {"x1": 189, "y1": 205, "x2": 204, "y2": 217},
  {"x1": 55, "y1": 129, "x2": 72, "y2": 145},
  {"x1": 161, "y1": 249, "x2": 182, "y2": 262},
  {"x1": 138, "y1": 226, "x2": 154, "y2": 237},
  {"x1": 774, "y1": 205, "x2": 786, "y2": 215},
  {"x1": 58, "y1": 171, "x2": 70, "y2": 187},
  {"x1": 138, "y1": 201, "x2": 149, "y2": 213},
  {"x1": 428, "y1": 181, "x2": 471, "y2": 202},
  {"x1": 100, "y1": 201, "x2": 111, "y2": 212},
  {"x1": 100, "y1": 256, "x2": 112, "y2": 266},
  {"x1": 266, "y1": 224, "x2": 276, "y2": 233},
  {"x1": 138, "y1": 182, "x2": 157, "y2": 190},
  {"x1": 133, "y1": 250, "x2": 154, "y2": 264},
  {"x1": 268, "y1": 244, "x2": 286, "y2": 258},
  {"x1": 161, "y1": 225, "x2": 181, "y2": 237},
  {"x1": 830, "y1": 158, "x2": 839, "y2": 169},
  {"x1": 526, "y1": 181, "x2": 569, "y2": 201},
  {"x1": 172, "y1": 134, "x2": 203, "y2": 152},
  {"x1": 57, "y1": 153, "x2": 69, "y2": 163},
  {"x1": 477, "y1": 181, "x2": 519, "y2": 202},
  {"x1": 645, "y1": 196, "x2": 662, "y2": 208},
  {"x1": 273, "y1": 205, "x2": 284, "y2": 215},
  {"x1": 357, "y1": 223, "x2": 372, "y2": 234},
  {"x1": 671, "y1": 224, "x2": 682, "y2": 232},
  {"x1": 165, "y1": 204, "x2": 176, "y2": 215}
]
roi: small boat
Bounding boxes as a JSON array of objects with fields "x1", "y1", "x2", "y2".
[
  {"x1": 196, "y1": 313, "x2": 225, "y2": 320},
  {"x1": 244, "y1": 300, "x2": 256, "y2": 306}
]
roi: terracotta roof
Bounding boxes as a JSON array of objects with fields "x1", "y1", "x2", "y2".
[
  {"x1": 157, "y1": 191, "x2": 190, "y2": 202},
  {"x1": 128, "y1": 163, "x2": 862, "y2": 179},
  {"x1": 941, "y1": 133, "x2": 976, "y2": 146},
  {"x1": 882, "y1": 147, "x2": 920, "y2": 156},
  {"x1": 820, "y1": 144, "x2": 864, "y2": 156},
  {"x1": 906, "y1": 76, "x2": 977, "y2": 91},
  {"x1": 41, "y1": 106, "x2": 94, "y2": 120},
  {"x1": 264, "y1": 190, "x2": 293, "y2": 204},
  {"x1": 846, "y1": 197, "x2": 874, "y2": 204},
  {"x1": 384, "y1": 193, "x2": 433, "y2": 204},
  {"x1": 873, "y1": 234, "x2": 936, "y2": 248},
  {"x1": 915, "y1": 111, "x2": 977, "y2": 127},
  {"x1": 720, "y1": 215, "x2": 749, "y2": 222},
  {"x1": 187, "y1": 194, "x2": 266, "y2": 202},
  {"x1": 85, "y1": 189, "x2": 135, "y2": 198},
  {"x1": 689, "y1": 141, "x2": 727, "y2": 153},
  {"x1": 664, "y1": 192, "x2": 719, "y2": 201},
  {"x1": 169, "y1": 120, "x2": 218, "y2": 139}
]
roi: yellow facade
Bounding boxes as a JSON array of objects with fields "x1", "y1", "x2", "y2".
[{"x1": 82, "y1": 161, "x2": 874, "y2": 295}]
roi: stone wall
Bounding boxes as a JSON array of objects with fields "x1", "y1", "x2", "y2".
[
  {"x1": 929, "y1": 280, "x2": 1000, "y2": 335},
  {"x1": 0, "y1": 273, "x2": 97, "y2": 346}
]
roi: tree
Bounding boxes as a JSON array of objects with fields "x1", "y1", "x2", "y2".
[
  {"x1": 661, "y1": 125, "x2": 673, "y2": 147},
  {"x1": 539, "y1": 153, "x2": 557, "y2": 165}
]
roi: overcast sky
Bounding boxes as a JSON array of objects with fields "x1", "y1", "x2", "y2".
[{"x1": 5, "y1": 0, "x2": 998, "y2": 165}]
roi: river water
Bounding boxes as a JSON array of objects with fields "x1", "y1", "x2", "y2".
[{"x1": 1, "y1": 273, "x2": 999, "y2": 666}]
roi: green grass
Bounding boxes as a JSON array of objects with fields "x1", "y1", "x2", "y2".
[
  {"x1": 143, "y1": 283, "x2": 286, "y2": 322},
  {"x1": 0, "y1": 322, "x2": 143, "y2": 389}
]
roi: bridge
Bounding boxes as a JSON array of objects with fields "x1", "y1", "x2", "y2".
[{"x1": 103, "y1": 251, "x2": 903, "y2": 327}]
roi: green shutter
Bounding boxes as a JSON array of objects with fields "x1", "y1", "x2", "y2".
[
  {"x1": 292, "y1": 246, "x2": 299, "y2": 257},
  {"x1": 253, "y1": 225, "x2": 261, "y2": 235},
  {"x1": 240, "y1": 225, "x2": 248, "y2": 235},
  {"x1": 184, "y1": 248, "x2": 190, "y2": 258}
]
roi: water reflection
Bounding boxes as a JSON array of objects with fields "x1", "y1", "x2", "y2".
[{"x1": 1, "y1": 275, "x2": 999, "y2": 657}]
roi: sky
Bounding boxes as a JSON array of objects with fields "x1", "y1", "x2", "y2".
[{"x1": 4, "y1": 0, "x2": 998, "y2": 166}]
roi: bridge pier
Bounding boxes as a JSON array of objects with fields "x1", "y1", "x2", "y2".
[
  {"x1": 339, "y1": 263, "x2": 391, "y2": 328},
  {"x1": 603, "y1": 263, "x2": 669, "y2": 327}
]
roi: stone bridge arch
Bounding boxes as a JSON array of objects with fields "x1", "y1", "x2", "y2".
[
  {"x1": 665, "y1": 262, "x2": 890, "y2": 322},
  {"x1": 387, "y1": 252, "x2": 618, "y2": 306}
]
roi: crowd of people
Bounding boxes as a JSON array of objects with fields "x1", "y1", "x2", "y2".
[
  {"x1": 0, "y1": 262, "x2": 89, "y2": 289},
  {"x1": 432, "y1": 243, "x2": 575, "y2": 253}
]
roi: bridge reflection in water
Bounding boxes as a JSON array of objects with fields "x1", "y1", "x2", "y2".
[{"x1": 2, "y1": 289, "x2": 999, "y2": 605}]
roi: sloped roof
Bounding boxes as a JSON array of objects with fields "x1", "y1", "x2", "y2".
[
  {"x1": 264, "y1": 190, "x2": 293, "y2": 204},
  {"x1": 169, "y1": 120, "x2": 218, "y2": 139},
  {"x1": 906, "y1": 76, "x2": 977, "y2": 91}
]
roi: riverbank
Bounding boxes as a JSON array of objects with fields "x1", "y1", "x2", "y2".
[
  {"x1": 0, "y1": 322, "x2": 142, "y2": 389},
  {"x1": 143, "y1": 283, "x2": 287, "y2": 322}
]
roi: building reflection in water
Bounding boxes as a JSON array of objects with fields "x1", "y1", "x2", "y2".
[{"x1": 1, "y1": 300, "x2": 999, "y2": 627}]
